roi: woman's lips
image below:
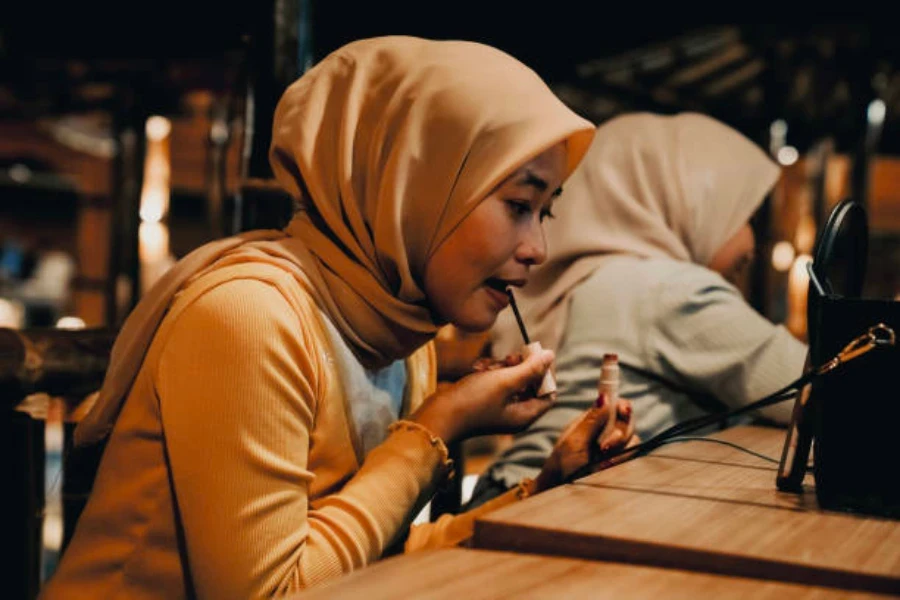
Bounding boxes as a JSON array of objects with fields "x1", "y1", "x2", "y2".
[{"x1": 484, "y1": 283, "x2": 511, "y2": 309}]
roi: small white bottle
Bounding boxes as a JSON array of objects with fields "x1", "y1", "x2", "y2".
[
  {"x1": 598, "y1": 353, "x2": 620, "y2": 435},
  {"x1": 522, "y1": 341, "x2": 557, "y2": 398}
]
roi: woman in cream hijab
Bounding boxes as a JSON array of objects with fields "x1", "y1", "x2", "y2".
[
  {"x1": 470, "y1": 112, "x2": 808, "y2": 506},
  {"x1": 42, "y1": 37, "x2": 636, "y2": 598}
]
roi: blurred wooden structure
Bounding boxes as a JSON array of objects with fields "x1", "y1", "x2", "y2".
[
  {"x1": 1, "y1": 0, "x2": 309, "y2": 328},
  {"x1": 0, "y1": 112, "x2": 244, "y2": 326},
  {"x1": 2, "y1": 22, "x2": 900, "y2": 329},
  {"x1": 2, "y1": 327, "x2": 115, "y2": 599}
]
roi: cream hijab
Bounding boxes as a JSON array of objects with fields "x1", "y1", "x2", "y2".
[
  {"x1": 76, "y1": 36, "x2": 594, "y2": 445},
  {"x1": 492, "y1": 112, "x2": 781, "y2": 358}
]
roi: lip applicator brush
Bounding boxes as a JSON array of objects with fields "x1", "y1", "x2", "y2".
[{"x1": 506, "y1": 288, "x2": 556, "y2": 398}]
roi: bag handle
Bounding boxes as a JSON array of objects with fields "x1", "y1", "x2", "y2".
[{"x1": 564, "y1": 323, "x2": 896, "y2": 483}]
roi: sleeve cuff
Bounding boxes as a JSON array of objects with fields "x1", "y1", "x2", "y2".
[{"x1": 387, "y1": 420, "x2": 455, "y2": 480}]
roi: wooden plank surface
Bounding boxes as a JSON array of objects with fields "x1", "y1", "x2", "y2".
[
  {"x1": 296, "y1": 548, "x2": 893, "y2": 599},
  {"x1": 474, "y1": 427, "x2": 900, "y2": 594},
  {"x1": 649, "y1": 425, "x2": 789, "y2": 462},
  {"x1": 576, "y1": 426, "x2": 818, "y2": 511}
]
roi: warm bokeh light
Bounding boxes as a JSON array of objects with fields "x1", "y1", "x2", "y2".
[
  {"x1": 139, "y1": 115, "x2": 171, "y2": 224},
  {"x1": 56, "y1": 316, "x2": 87, "y2": 329},
  {"x1": 8, "y1": 163, "x2": 32, "y2": 183},
  {"x1": 139, "y1": 221, "x2": 170, "y2": 263},
  {"x1": 769, "y1": 119, "x2": 787, "y2": 139},
  {"x1": 139, "y1": 115, "x2": 173, "y2": 294},
  {"x1": 771, "y1": 241, "x2": 796, "y2": 272},
  {"x1": 786, "y1": 254, "x2": 813, "y2": 340},
  {"x1": 145, "y1": 115, "x2": 172, "y2": 140},
  {"x1": 794, "y1": 214, "x2": 817, "y2": 255},
  {"x1": 139, "y1": 188, "x2": 168, "y2": 223},
  {"x1": 867, "y1": 99, "x2": 886, "y2": 126},
  {"x1": 777, "y1": 145, "x2": 799, "y2": 166},
  {"x1": 0, "y1": 297, "x2": 24, "y2": 328},
  {"x1": 139, "y1": 222, "x2": 174, "y2": 295}
]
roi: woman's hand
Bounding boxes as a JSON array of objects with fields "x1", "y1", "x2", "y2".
[
  {"x1": 410, "y1": 349, "x2": 556, "y2": 445},
  {"x1": 470, "y1": 353, "x2": 523, "y2": 372},
  {"x1": 532, "y1": 395, "x2": 637, "y2": 494}
]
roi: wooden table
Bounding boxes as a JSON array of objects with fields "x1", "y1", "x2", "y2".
[
  {"x1": 473, "y1": 426, "x2": 900, "y2": 595},
  {"x1": 297, "y1": 547, "x2": 892, "y2": 599}
]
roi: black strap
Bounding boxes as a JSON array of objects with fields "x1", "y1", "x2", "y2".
[{"x1": 564, "y1": 368, "x2": 816, "y2": 483}]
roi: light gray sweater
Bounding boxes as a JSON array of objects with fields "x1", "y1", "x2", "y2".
[{"x1": 486, "y1": 256, "x2": 808, "y2": 488}]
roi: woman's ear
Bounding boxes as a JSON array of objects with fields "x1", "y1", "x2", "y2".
[{"x1": 708, "y1": 224, "x2": 754, "y2": 283}]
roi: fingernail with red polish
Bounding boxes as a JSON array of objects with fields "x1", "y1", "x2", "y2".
[{"x1": 595, "y1": 393, "x2": 606, "y2": 408}]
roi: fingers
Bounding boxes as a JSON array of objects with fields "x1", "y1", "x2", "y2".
[
  {"x1": 503, "y1": 396, "x2": 553, "y2": 428},
  {"x1": 471, "y1": 357, "x2": 499, "y2": 372},
  {"x1": 597, "y1": 400, "x2": 635, "y2": 453},
  {"x1": 620, "y1": 412, "x2": 636, "y2": 446},
  {"x1": 553, "y1": 393, "x2": 610, "y2": 451},
  {"x1": 552, "y1": 396, "x2": 610, "y2": 461},
  {"x1": 616, "y1": 400, "x2": 636, "y2": 445},
  {"x1": 599, "y1": 428, "x2": 625, "y2": 452},
  {"x1": 616, "y1": 400, "x2": 632, "y2": 422},
  {"x1": 576, "y1": 394, "x2": 612, "y2": 441},
  {"x1": 538, "y1": 395, "x2": 626, "y2": 489},
  {"x1": 472, "y1": 353, "x2": 524, "y2": 372},
  {"x1": 498, "y1": 347, "x2": 554, "y2": 393},
  {"x1": 503, "y1": 353, "x2": 524, "y2": 367}
]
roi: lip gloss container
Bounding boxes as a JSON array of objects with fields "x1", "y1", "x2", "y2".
[
  {"x1": 522, "y1": 341, "x2": 557, "y2": 398},
  {"x1": 598, "y1": 353, "x2": 620, "y2": 434},
  {"x1": 507, "y1": 288, "x2": 556, "y2": 399}
]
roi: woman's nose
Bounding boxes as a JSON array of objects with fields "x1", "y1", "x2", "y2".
[{"x1": 516, "y1": 219, "x2": 547, "y2": 265}]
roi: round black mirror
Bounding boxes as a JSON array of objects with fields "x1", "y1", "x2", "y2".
[{"x1": 807, "y1": 198, "x2": 868, "y2": 352}]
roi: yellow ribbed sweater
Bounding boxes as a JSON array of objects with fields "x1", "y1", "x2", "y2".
[{"x1": 42, "y1": 263, "x2": 521, "y2": 599}]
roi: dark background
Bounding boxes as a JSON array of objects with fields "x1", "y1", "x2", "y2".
[{"x1": 3, "y1": 6, "x2": 898, "y2": 153}]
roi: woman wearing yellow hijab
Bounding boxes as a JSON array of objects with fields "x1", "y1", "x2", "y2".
[{"x1": 41, "y1": 37, "x2": 629, "y2": 598}]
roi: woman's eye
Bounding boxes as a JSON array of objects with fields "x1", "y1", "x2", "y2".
[
  {"x1": 506, "y1": 200, "x2": 532, "y2": 218},
  {"x1": 540, "y1": 207, "x2": 556, "y2": 222}
]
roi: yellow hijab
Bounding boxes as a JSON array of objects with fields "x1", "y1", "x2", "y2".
[
  {"x1": 491, "y1": 112, "x2": 781, "y2": 358},
  {"x1": 76, "y1": 35, "x2": 595, "y2": 445}
]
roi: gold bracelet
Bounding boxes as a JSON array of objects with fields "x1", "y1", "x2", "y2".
[{"x1": 515, "y1": 478, "x2": 538, "y2": 500}]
